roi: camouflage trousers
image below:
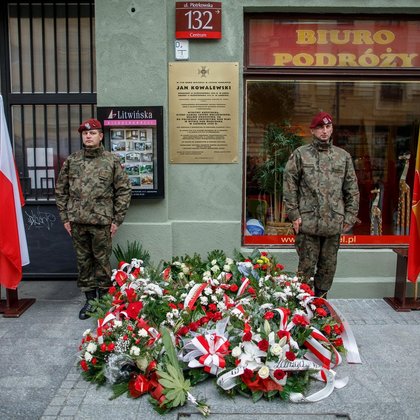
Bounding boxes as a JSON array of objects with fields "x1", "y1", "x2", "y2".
[
  {"x1": 71, "y1": 223, "x2": 112, "y2": 292},
  {"x1": 295, "y1": 232, "x2": 341, "y2": 291}
]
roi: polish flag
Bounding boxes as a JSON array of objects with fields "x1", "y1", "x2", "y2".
[{"x1": 0, "y1": 95, "x2": 29, "y2": 289}]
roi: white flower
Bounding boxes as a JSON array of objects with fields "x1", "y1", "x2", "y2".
[
  {"x1": 211, "y1": 259, "x2": 217, "y2": 265},
  {"x1": 217, "y1": 301, "x2": 226, "y2": 311},
  {"x1": 204, "y1": 287, "x2": 213, "y2": 296},
  {"x1": 215, "y1": 287, "x2": 224, "y2": 296},
  {"x1": 180, "y1": 293, "x2": 187, "y2": 299},
  {"x1": 138, "y1": 328, "x2": 148, "y2": 337},
  {"x1": 211, "y1": 295, "x2": 219, "y2": 302},
  {"x1": 211, "y1": 265, "x2": 219, "y2": 273},
  {"x1": 258, "y1": 365, "x2": 270, "y2": 379},
  {"x1": 173, "y1": 261, "x2": 182, "y2": 267},
  {"x1": 270, "y1": 343, "x2": 283, "y2": 357},
  {"x1": 200, "y1": 296, "x2": 208, "y2": 305},
  {"x1": 178, "y1": 272, "x2": 185, "y2": 280},
  {"x1": 84, "y1": 352, "x2": 93, "y2": 362},
  {"x1": 182, "y1": 266, "x2": 190, "y2": 274},
  {"x1": 223, "y1": 264, "x2": 231, "y2": 272},
  {"x1": 203, "y1": 270, "x2": 211, "y2": 277},
  {"x1": 166, "y1": 312, "x2": 174, "y2": 319},
  {"x1": 225, "y1": 258, "x2": 234, "y2": 265},
  {"x1": 172, "y1": 309, "x2": 179, "y2": 317},
  {"x1": 82, "y1": 329, "x2": 91, "y2": 337},
  {"x1": 86, "y1": 343, "x2": 97, "y2": 353},
  {"x1": 130, "y1": 346, "x2": 141, "y2": 356},
  {"x1": 232, "y1": 346, "x2": 242, "y2": 357}
]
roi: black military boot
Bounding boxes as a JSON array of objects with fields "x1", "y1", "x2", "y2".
[
  {"x1": 314, "y1": 287, "x2": 328, "y2": 299},
  {"x1": 79, "y1": 290, "x2": 97, "y2": 320}
]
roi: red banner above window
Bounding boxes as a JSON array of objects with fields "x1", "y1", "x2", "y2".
[{"x1": 248, "y1": 19, "x2": 420, "y2": 69}]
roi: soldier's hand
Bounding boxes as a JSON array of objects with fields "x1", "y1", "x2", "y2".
[
  {"x1": 293, "y1": 218, "x2": 302, "y2": 234},
  {"x1": 343, "y1": 223, "x2": 352, "y2": 233},
  {"x1": 110, "y1": 223, "x2": 118, "y2": 237},
  {"x1": 64, "y1": 222, "x2": 72, "y2": 236}
]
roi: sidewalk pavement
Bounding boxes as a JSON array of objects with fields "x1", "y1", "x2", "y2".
[{"x1": 1, "y1": 280, "x2": 420, "y2": 420}]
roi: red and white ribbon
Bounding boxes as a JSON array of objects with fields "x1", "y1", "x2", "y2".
[{"x1": 184, "y1": 283, "x2": 207, "y2": 310}]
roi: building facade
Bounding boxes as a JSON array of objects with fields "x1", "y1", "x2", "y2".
[{"x1": 2, "y1": 0, "x2": 420, "y2": 297}]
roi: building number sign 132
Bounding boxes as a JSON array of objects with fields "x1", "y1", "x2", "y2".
[{"x1": 175, "y1": 2, "x2": 222, "y2": 39}]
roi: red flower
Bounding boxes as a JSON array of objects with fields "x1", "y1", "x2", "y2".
[
  {"x1": 277, "y1": 330, "x2": 290, "y2": 340},
  {"x1": 334, "y1": 324, "x2": 343, "y2": 335},
  {"x1": 323, "y1": 325, "x2": 332, "y2": 335},
  {"x1": 208, "y1": 303, "x2": 217, "y2": 312},
  {"x1": 334, "y1": 338, "x2": 343, "y2": 347},
  {"x1": 168, "y1": 303, "x2": 177, "y2": 310},
  {"x1": 315, "y1": 307, "x2": 328, "y2": 317},
  {"x1": 189, "y1": 322, "x2": 199, "y2": 332},
  {"x1": 107, "y1": 342, "x2": 115, "y2": 351},
  {"x1": 261, "y1": 264, "x2": 268, "y2": 270},
  {"x1": 273, "y1": 369, "x2": 286, "y2": 380},
  {"x1": 276, "y1": 263, "x2": 285, "y2": 270},
  {"x1": 312, "y1": 298, "x2": 324, "y2": 306},
  {"x1": 248, "y1": 287, "x2": 256, "y2": 295},
  {"x1": 243, "y1": 332, "x2": 252, "y2": 342},
  {"x1": 264, "y1": 311, "x2": 274, "y2": 320},
  {"x1": 229, "y1": 284, "x2": 239, "y2": 292},
  {"x1": 253, "y1": 264, "x2": 260, "y2": 269},
  {"x1": 258, "y1": 339, "x2": 269, "y2": 351},
  {"x1": 109, "y1": 286, "x2": 117, "y2": 295},
  {"x1": 292, "y1": 314, "x2": 309, "y2": 326},
  {"x1": 91, "y1": 357, "x2": 97, "y2": 365},
  {"x1": 80, "y1": 360, "x2": 89, "y2": 371},
  {"x1": 261, "y1": 251, "x2": 268, "y2": 256},
  {"x1": 241, "y1": 368, "x2": 254, "y2": 380},
  {"x1": 100, "y1": 343, "x2": 107, "y2": 352},
  {"x1": 286, "y1": 351, "x2": 296, "y2": 361}
]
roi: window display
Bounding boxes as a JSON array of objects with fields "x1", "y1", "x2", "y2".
[
  {"x1": 97, "y1": 106, "x2": 164, "y2": 198},
  {"x1": 244, "y1": 80, "x2": 420, "y2": 246}
]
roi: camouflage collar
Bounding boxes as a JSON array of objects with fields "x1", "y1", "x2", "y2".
[
  {"x1": 312, "y1": 137, "x2": 332, "y2": 151},
  {"x1": 83, "y1": 145, "x2": 104, "y2": 159}
]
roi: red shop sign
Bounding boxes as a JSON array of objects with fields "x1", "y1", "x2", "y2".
[
  {"x1": 176, "y1": 2, "x2": 222, "y2": 39},
  {"x1": 248, "y1": 19, "x2": 420, "y2": 69}
]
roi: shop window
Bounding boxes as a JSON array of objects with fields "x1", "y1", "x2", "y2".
[{"x1": 244, "y1": 80, "x2": 419, "y2": 246}]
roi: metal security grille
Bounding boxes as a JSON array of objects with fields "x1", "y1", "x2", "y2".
[{"x1": 1, "y1": 1, "x2": 97, "y2": 202}]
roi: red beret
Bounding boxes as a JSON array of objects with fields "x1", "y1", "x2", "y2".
[
  {"x1": 310, "y1": 112, "x2": 333, "y2": 129},
  {"x1": 78, "y1": 118, "x2": 102, "y2": 133}
]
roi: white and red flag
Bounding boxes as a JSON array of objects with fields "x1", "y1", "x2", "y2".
[
  {"x1": 0, "y1": 95, "x2": 29, "y2": 289},
  {"x1": 407, "y1": 130, "x2": 420, "y2": 282}
]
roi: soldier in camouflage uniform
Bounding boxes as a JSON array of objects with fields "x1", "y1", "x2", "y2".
[
  {"x1": 55, "y1": 119, "x2": 131, "y2": 319},
  {"x1": 283, "y1": 112, "x2": 359, "y2": 298}
]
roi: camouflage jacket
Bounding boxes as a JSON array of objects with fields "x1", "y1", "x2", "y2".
[
  {"x1": 55, "y1": 146, "x2": 131, "y2": 226},
  {"x1": 283, "y1": 138, "x2": 359, "y2": 236}
]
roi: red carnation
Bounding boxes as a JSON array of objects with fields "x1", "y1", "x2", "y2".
[
  {"x1": 292, "y1": 314, "x2": 309, "y2": 326},
  {"x1": 323, "y1": 325, "x2": 332, "y2": 335},
  {"x1": 264, "y1": 311, "x2": 274, "y2": 320},
  {"x1": 315, "y1": 307, "x2": 328, "y2": 317},
  {"x1": 229, "y1": 284, "x2": 239, "y2": 292},
  {"x1": 80, "y1": 360, "x2": 89, "y2": 371},
  {"x1": 243, "y1": 332, "x2": 252, "y2": 342},
  {"x1": 107, "y1": 342, "x2": 115, "y2": 351},
  {"x1": 258, "y1": 339, "x2": 269, "y2": 351},
  {"x1": 273, "y1": 369, "x2": 286, "y2": 380},
  {"x1": 286, "y1": 351, "x2": 296, "y2": 361},
  {"x1": 334, "y1": 338, "x2": 343, "y2": 347},
  {"x1": 276, "y1": 263, "x2": 285, "y2": 270}
]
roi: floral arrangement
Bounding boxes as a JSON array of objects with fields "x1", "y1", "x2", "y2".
[{"x1": 78, "y1": 249, "x2": 359, "y2": 416}]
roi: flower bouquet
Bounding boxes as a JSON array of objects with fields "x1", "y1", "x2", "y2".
[{"x1": 78, "y1": 249, "x2": 360, "y2": 416}]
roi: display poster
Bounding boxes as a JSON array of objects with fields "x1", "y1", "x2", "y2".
[
  {"x1": 97, "y1": 106, "x2": 164, "y2": 198},
  {"x1": 169, "y1": 62, "x2": 238, "y2": 164}
]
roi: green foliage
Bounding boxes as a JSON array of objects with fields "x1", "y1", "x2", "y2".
[
  {"x1": 113, "y1": 240, "x2": 151, "y2": 266},
  {"x1": 254, "y1": 122, "x2": 304, "y2": 222}
]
